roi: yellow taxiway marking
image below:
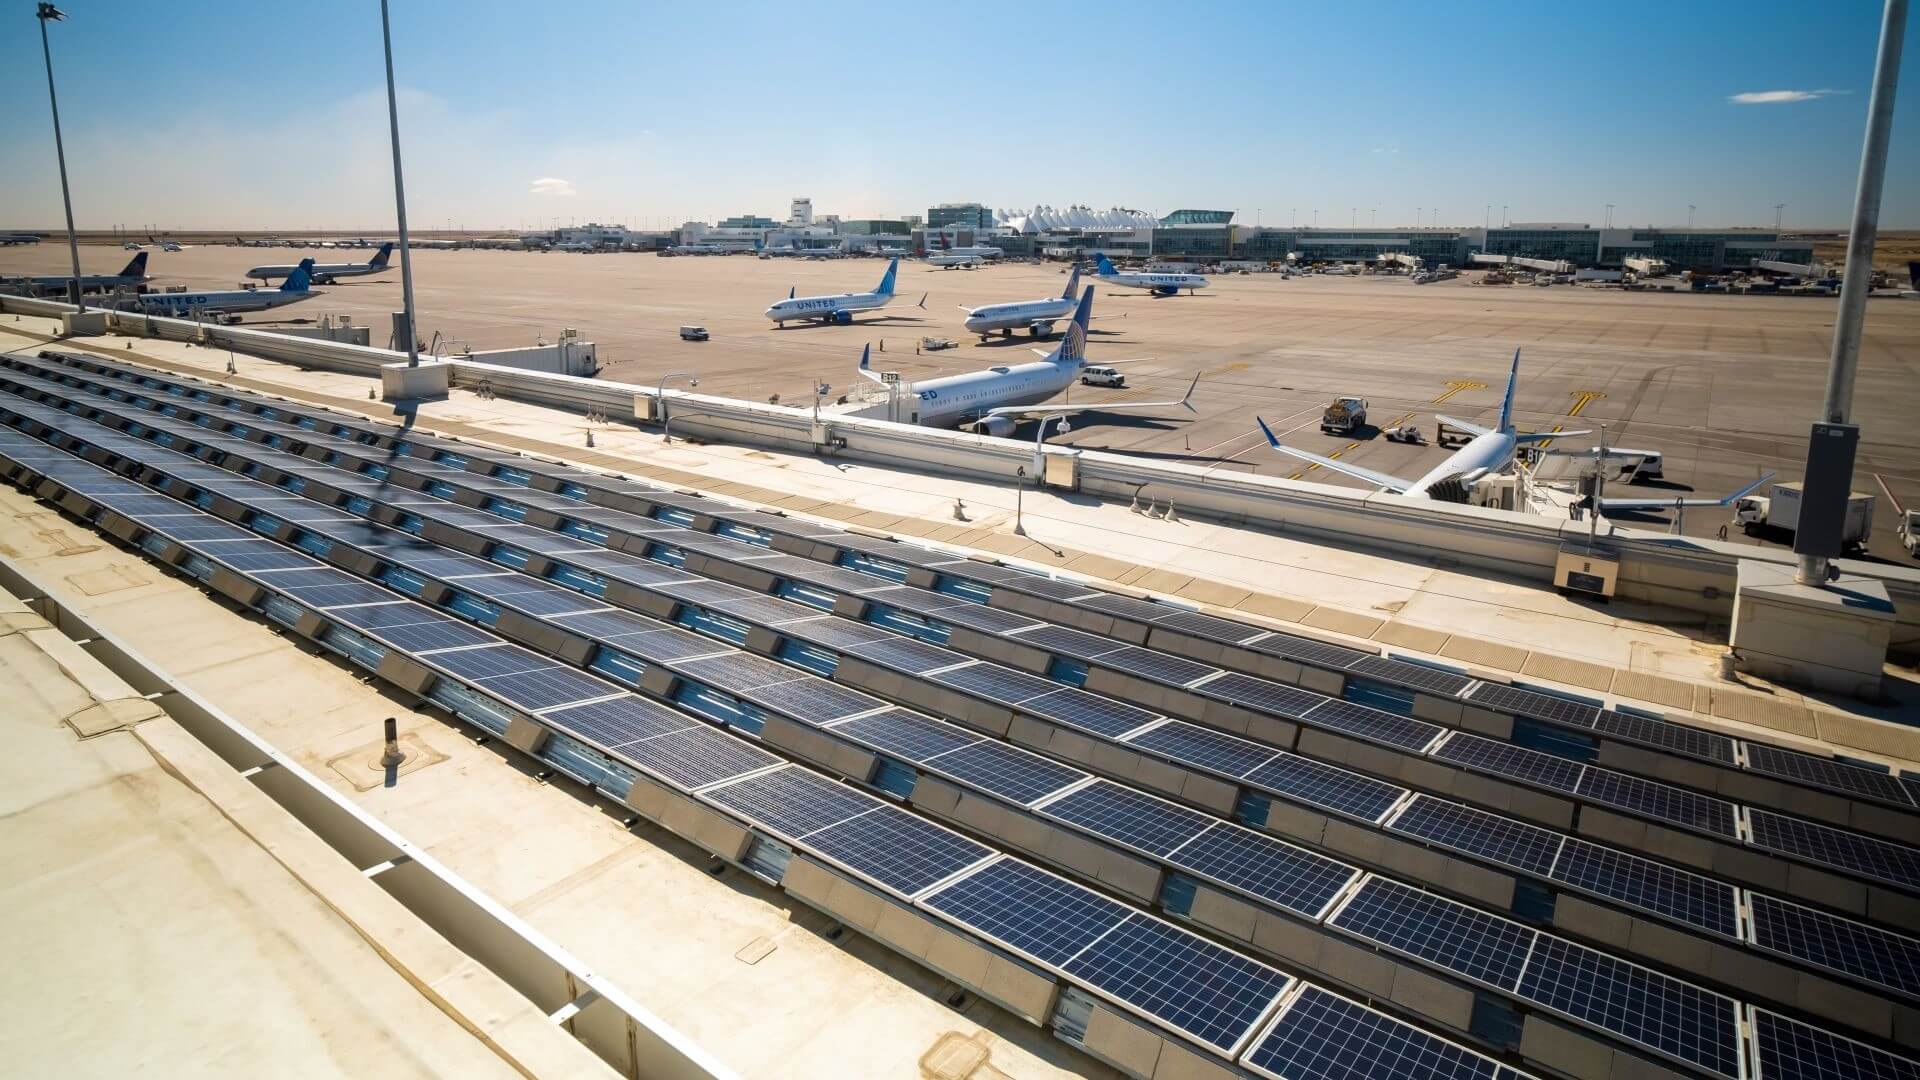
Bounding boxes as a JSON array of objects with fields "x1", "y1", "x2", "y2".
[
  {"x1": 1286, "y1": 384, "x2": 1454, "y2": 480},
  {"x1": 1289, "y1": 440, "x2": 1362, "y2": 479},
  {"x1": 1536, "y1": 390, "x2": 1606, "y2": 449},
  {"x1": 1432, "y1": 380, "x2": 1486, "y2": 405}
]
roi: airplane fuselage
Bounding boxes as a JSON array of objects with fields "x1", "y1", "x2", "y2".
[
  {"x1": 1097, "y1": 269, "x2": 1207, "y2": 294},
  {"x1": 962, "y1": 297, "x2": 1078, "y2": 336},
  {"x1": 765, "y1": 290, "x2": 893, "y2": 324},
  {"x1": 906, "y1": 360, "x2": 1079, "y2": 426},
  {"x1": 1404, "y1": 430, "x2": 1516, "y2": 495},
  {"x1": 125, "y1": 288, "x2": 315, "y2": 316},
  {"x1": 247, "y1": 260, "x2": 386, "y2": 282}
]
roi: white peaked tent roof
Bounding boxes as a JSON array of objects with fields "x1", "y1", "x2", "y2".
[{"x1": 996, "y1": 205, "x2": 1161, "y2": 233}]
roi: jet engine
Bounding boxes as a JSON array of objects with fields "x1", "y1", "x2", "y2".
[{"x1": 964, "y1": 415, "x2": 1018, "y2": 438}]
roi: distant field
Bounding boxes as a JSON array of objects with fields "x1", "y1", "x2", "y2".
[{"x1": 1800, "y1": 229, "x2": 1920, "y2": 271}]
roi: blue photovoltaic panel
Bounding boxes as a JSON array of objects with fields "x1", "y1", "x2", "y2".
[
  {"x1": 736, "y1": 677, "x2": 878, "y2": 723},
  {"x1": 1061, "y1": 914, "x2": 1292, "y2": 1055},
  {"x1": 543, "y1": 695, "x2": 695, "y2": 748},
  {"x1": 1516, "y1": 935, "x2": 1739, "y2": 1078},
  {"x1": 1009, "y1": 623, "x2": 1126, "y2": 659},
  {"x1": 826, "y1": 708, "x2": 980, "y2": 762},
  {"x1": 329, "y1": 604, "x2": 498, "y2": 652},
  {"x1": 1125, "y1": 720, "x2": 1278, "y2": 779},
  {"x1": 1242, "y1": 753, "x2": 1406, "y2": 822},
  {"x1": 1245, "y1": 632, "x2": 1372, "y2": 670},
  {"x1": 1551, "y1": 840, "x2": 1739, "y2": 938},
  {"x1": 427, "y1": 644, "x2": 560, "y2": 680},
  {"x1": 476, "y1": 665, "x2": 612, "y2": 712},
  {"x1": 1204, "y1": 672, "x2": 1323, "y2": 719},
  {"x1": 1304, "y1": 699, "x2": 1442, "y2": 752},
  {"x1": 1468, "y1": 683, "x2": 1601, "y2": 729},
  {"x1": 1094, "y1": 645, "x2": 1218, "y2": 686},
  {"x1": 1433, "y1": 734, "x2": 1585, "y2": 793},
  {"x1": 1074, "y1": 592, "x2": 1177, "y2": 623},
  {"x1": 1749, "y1": 893, "x2": 1920, "y2": 1000},
  {"x1": 922, "y1": 859, "x2": 1130, "y2": 967},
  {"x1": 1039, "y1": 781, "x2": 1216, "y2": 858},
  {"x1": 1330, "y1": 878, "x2": 1535, "y2": 989},
  {"x1": 923, "y1": 739, "x2": 1085, "y2": 805},
  {"x1": 1244, "y1": 987, "x2": 1516, "y2": 1080},
  {"x1": 846, "y1": 635, "x2": 964, "y2": 674},
  {"x1": 1347, "y1": 655, "x2": 1476, "y2": 697},
  {"x1": 1749, "y1": 809, "x2": 1920, "y2": 891},
  {"x1": 1019, "y1": 688, "x2": 1159, "y2": 739},
  {"x1": 1746, "y1": 743, "x2": 1915, "y2": 807},
  {"x1": 282, "y1": 580, "x2": 400, "y2": 610},
  {"x1": 1172, "y1": 825, "x2": 1358, "y2": 919},
  {"x1": 928, "y1": 603, "x2": 1042, "y2": 635},
  {"x1": 214, "y1": 549, "x2": 320, "y2": 572},
  {"x1": 674, "y1": 652, "x2": 802, "y2": 692},
  {"x1": 1151, "y1": 609, "x2": 1267, "y2": 643},
  {"x1": 1591, "y1": 710, "x2": 1737, "y2": 764},
  {"x1": 1574, "y1": 769, "x2": 1738, "y2": 838},
  {"x1": 1387, "y1": 796, "x2": 1564, "y2": 878},
  {"x1": 805, "y1": 808, "x2": 996, "y2": 898},
  {"x1": 1002, "y1": 575, "x2": 1100, "y2": 600},
  {"x1": 620, "y1": 725, "x2": 782, "y2": 790},
  {"x1": 1752, "y1": 1007, "x2": 1920, "y2": 1080},
  {"x1": 703, "y1": 766, "x2": 876, "y2": 839},
  {"x1": 927, "y1": 662, "x2": 1059, "y2": 705},
  {"x1": 603, "y1": 627, "x2": 725, "y2": 664}
]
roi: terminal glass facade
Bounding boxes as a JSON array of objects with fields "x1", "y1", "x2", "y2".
[
  {"x1": 928, "y1": 204, "x2": 993, "y2": 230},
  {"x1": 1484, "y1": 229, "x2": 1600, "y2": 265},
  {"x1": 1160, "y1": 209, "x2": 1234, "y2": 226}
]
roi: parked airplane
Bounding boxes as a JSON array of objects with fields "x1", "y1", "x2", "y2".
[
  {"x1": 1260, "y1": 349, "x2": 1587, "y2": 502},
  {"x1": 6, "y1": 251, "x2": 149, "y2": 294},
  {"x1": 764, "y1": 258, "x2": 924, "y2": 326},
  {"x1": 924, "y1": 235, "x2": 982, "y2": 269},
  {"x1": 0, "y1": 233, "x2": 42, "y2": 246},
  {"x1": 247, "y1": 243, "x2": 393, "y2": 284},
  {"x1": 1588, "y1": 473, "x2": 1775, "y2": 519},
  {"x1": 1093, "y1": 252, "x2": 1207, "y2": 296},
  {"x1": 961, "y1": 269, "x2": 1089, "y2": 339},
  {"x1": 859, "y1": 286, "x2": 1196, "y2": 436},
  {"x1": 121, "y1": 259, "x2": 319, "y2": 318}
]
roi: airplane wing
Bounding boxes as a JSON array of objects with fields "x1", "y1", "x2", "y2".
[
  {"x1": 983, "y1": 375, "x2": 1199, "y2": 421},
  {"x1": 855, "y1": 344, "x2": 888, "y2": 385},
  {"x1": 1513, "y1": 428, "x2": 1592, "y2": 444},
  {"x1": 1257, "y1": 417, "x2": 1416, "y2": 493},
  {"x1": 1433, "y1": 414, "x2": 1492, "y2": 438},
  {"x1": 1597, "y1": 473, "x2": 1774, "y2": 514}
]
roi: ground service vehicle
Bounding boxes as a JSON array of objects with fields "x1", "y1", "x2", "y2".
[
  {"x1": 1733, "y1": 481, "x2": 1875, "y2": 551},
  {"x1": 1080, "y1": 365, "x2": 1125, "y2": 387},
  {"x1": 679, "y1": 325, "x2": 709, "y2": 341},
  {"x1": 1322, "y1": 396, "x2": 1368, "y2": 434}
]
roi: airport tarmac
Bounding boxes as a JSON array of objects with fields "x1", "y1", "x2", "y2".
[{"x1": 5, "y1": 244, "x2": 1918, "y2": 560}]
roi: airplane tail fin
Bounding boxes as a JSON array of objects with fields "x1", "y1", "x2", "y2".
[
  {"x1": 856, "y1": 343, "x2": 887, "y2": 385},
  {"x1": 120, "y1": 251, "x2": 148, "y2": 279},
  {"x1": 282, "y1": 258, "x2": 315, "y2": 292},
  {"x1": 876, "y1": 258, "x2": 898, "y2": 296},
  {"x1": 1062, "y1": 267, "x2": 1081, "y2": 299},
  {"x1": 788, "y1": 285, "x2": 796, "y2": 300},
  {"x1": 916, "y1": 292, "x2": 927, "y2": 310},
  {"x1": 1094, "y1": 253, "x2": 1118, "y2": 277},
  {"x1": 370, "y1": 242, "x2": 393, "y2": 267},
  {"x1": 1910, "y1": 261, "x2": 1920, "y2": 291},
  {"x1": 1497, "y1": 347, "x2": 1521, "y2": 432},
  {"x1": 1059, "y1": 287, "x2": 1094, "y2": 365}
]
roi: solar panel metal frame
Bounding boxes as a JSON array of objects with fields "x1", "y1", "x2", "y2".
[
  {"x1": 1515, "y1": 933, "x2": 1743, "y2": 1079},
  {"x1": 926, "y1": 661, "x2": 1060, "y2": 706},
  {"x1": 700, "y1": 765, "x2": 879, "y2": 839},
  {"x1": 1386, "y1": 795, "x2": 1566, "y2": 878},
  {"x1": 921, "y1": 738, "x2": 1087, "y2": 806},
  {"x1": 1203, "y1": 671, "x2": 1325, "y2": 719},
  {"x1": 1468, "y1": 682, "x2": 1603, "y2": 729},
  {"x1": 824, "y1": 708, "x2": 981, "y2": 762},
  {"x1": 1750, "y1": 1006, "x2": 1920, "y2": 1080},
  {"x1": 1745, "y1": 743, "x2": 1916, "y2": 807},
  {"x1": 1748, "y1": 892, "x2": 1920, "y2": 1002},
  {"x1": 1433, "y1": 733, "x2": 1586, "y2": 793},
  {"x1": 1327, "y1": 877, "x2": 1538, "y2": 991},
  {"x1": 1169, "y1": 822, "x2": 1360, "y2": 920},
  {"x1": 1123, "y1": 719, "x2": 1279, "y2": 780},
  {"x1": 1748, "y1": 809, "x2": 1920, "y2": 892},
  {"x1": 918, "y1": 858, "x2": 1132, "y2": 969},
  {"x1": 1347, "y1": 655, "x2": 1477, "y2": 697},
  {"x1": 1574, "y1": 768, "x2": 1739, "y2": 838},
  {"x1": 1018, "y1": 687, "x2": 1161, "y2": 739},
  {"x1": 1035, "y1": 780, "x2": 1218, "y2": 858},
  {"x1": 1241, "y1": 752, "x2": 1407, "y2": 823},
  {"x1": 1591, "y1": 709, "x2": 1739, "y2": 764},
  {"x1": 1242, "y1": 986, "x2": 1518, "y2": 1080},
  {"x1": 801, "y1": 806, "x2": 999, "y2": 900},
  {"x1": 1303, "y1": 698, "x2": 1445, "y2": 753},
  {"x1": 618, "y1": 724, "x2": 783, "y2": 790}
]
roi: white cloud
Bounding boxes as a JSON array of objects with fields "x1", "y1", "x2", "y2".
[
  {"x1": 1729, "y1": 89, "x2": 1842, "y2": 105},
  {"x1": 529, "y1": 177, "x2": 577, "y2": 196}
]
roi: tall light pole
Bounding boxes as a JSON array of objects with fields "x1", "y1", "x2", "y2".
[
  {"x1": 1015, "y1": 414, "x2": 1072, "y2": 536},
  {"x1": 1797, "y1": 0, "x2": 1906, "y2": 586},
  {"x1": 1773, "y1": 203, "x2": 1786, "y2": 231},
  {"x1": 379, "y1": 0, "x2": 421, "y2": 366},
  {"x1": 36, "y1": 4, "x2": 83, "y2": 312},
  {"x1": 1604, "y1": 204, "x2": 1614, "y2": 228},
  {"x1": 1687, "y1": 203, "x2": 1696, "y2": 229}
]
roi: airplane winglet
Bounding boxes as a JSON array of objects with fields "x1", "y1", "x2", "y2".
[
  {"x1": 1180, "y1": 374, "x2": 1200, "y2": 412},
  {"x1": 917, "y1": 292, "x2": 927, "y2": 309},
  {"x1": 1256, "y1": 416, "x2": 1281, "y2": 447},
  {"x1": 788, "y1": 285, "x2": 795, "y2": 299},
  {"x1": 1497, "y1": 347, "x2": 1521, "y2": 432}
]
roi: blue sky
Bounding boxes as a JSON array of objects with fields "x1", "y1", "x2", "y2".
[{"x1": 3, "y1": 0, "x2": 1917, "y2": 230}]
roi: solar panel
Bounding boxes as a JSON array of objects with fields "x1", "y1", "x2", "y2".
[
  {"x1": 543, "y1": 695, "x2": 695, "y2": 748},
  {"x1": 926, "y1": 662, "x2": 1059, "y2": 705},
  {"x1": 926, "y1": 603, "x2": 1042, "y2": 635},
  {"x1": 1244, "y1": 987, "x2": 1517, "y2": 1080},
  {"x1": 361, "y1": 616, "x2": 501, "y2": 654},
  {"x1": 214, "y1": 549, "x2": 320, "y2": 573},
  {"x1": 702, "y1": 766, "x2": 877, "y2": 838},
  {"x1": 1330, "y1": 878, "x2": 1535, "y2": 989},
  {"x1": 711, "y1": 594, "x2": 819, "y2": 626},
  {"x1": 607, "y1": 627, "x2": 730, "y2": 664},
  {"x1": 1038, "y1": 780, "x2": 1216, "y2": 858},
  {"x1": 476, "y1": 666, "x2": 612, "y2": 712},
  {"x1": 1171, "y1": 824, "x2": 1358, "y2": 919},
  {"x1": 674, "y1": 652, "x2": 802, "y2": 692},
  {"x1": 283, "y1": 580, "x2": 402, "y2": 610},
  {"x1": 1433, "y1": 733, "x2": 1585, "y2": 793},
  {"x1": 805, "y1": 807, "x2": 996, "y2": 898},
  {"x1": 1347, "y1": 655, "x2": 1476, "y2": 697},
  {"x1": 1061, "y1": 914, "x2": 1292, "y2": 1056},
  {"x1": 1574, "y1": 769, "x2": 1737, "y2": 837},
  {"x1": 1006, "y1": 623, "x2": 1128, "y2": 659},
  {"x1": 1590, "y1": 710, "x2": 1737, "y2": 764},
  {"x1": 921, "y1": 859, "x2": 1130, "y2": 967},
  {"x1": 1151, "y1": 609, "x2": 1266, "y2": 645},
  {"x1": 1124, "y1": 720, "x2": 1278, "y2": 779},
  {"x1": 1515, "y1": 934, "x2": 1740, "y2": 1078},
  {"x1": 1749, "y1": 810, "x2": 1920, "y2": 890},
  {"x1": 1204, "y1": 672, "x2": 1323, "y2": 718},
  {"x1": 1242, "y1": 752, "x2": 1406, "y2": 822},
  {"x1": 1751, "y1": 1007, "x2": 1920, "y2": 1080},
  {"x1": 844, "y1": 636, "x2": 964, "y2": 674},
  {"x1": 1746, "y1": 743, "x2": 1915, "y2": 806},
  {"x1": 1019, "y1": 688, "x2": 1160, "y2": 739},
  {"x1": 425, "y1": 644, "x2": 557, "y2": 680},
  {"x1": 1303, "y1": 699, "x2": 1443, "y2": 752},
  {"x1": 1550, "y1": 840, "x2": 1739, "y2": 937},
  {"x1": 780, "y1": 616, "x2": 897, "y2": 651},
  {"x1": 999, "y1": 575, "x2": 1099, "y2": 601},
  {"x1": 825, "y1": 708, "x2": 980, "y2": 762},
  {"x1": 736, "y1": 677, "x2": 878, "y2": 723},
  {"x1": 923, "y1": 739, "x2": 1085, "y2": 805},
  {"x1": 1468, "y1": 683, "x2": 1602, "y2": 729},
  {"x1": 1246, "y1": 632, "x2": 1373, "y2": 670},
  {"x1": 1387, "y1": 796, "x2": 1565, "y2": 877},
  {"x1": 1749, "y1": 893, "x2": 1920, "y2": 1000},
  {"x1": 1074, "y1": 592, "x2": 1179, "y2": 624},
  {"x1": 1093, "y1": 645, "x2": 1218, "y2": 686},
  {"x1": 619, "y1": 725, "x2": 782, "y2": 790}
]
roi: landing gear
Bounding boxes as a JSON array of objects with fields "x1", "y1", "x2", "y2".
[{"x1": 1001, "y1": 328, "x2": 1013, "y2": 338}]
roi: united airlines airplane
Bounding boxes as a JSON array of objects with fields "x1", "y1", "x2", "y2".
[
  {"x1": 959, "y1": 269, "x2": 1087, "y2": 339},
  {"x1": 860, "y1": 286, "x2": 1196, "y2": 436},
  {"x1": 7, "y1": 251, "x2": 149, "y2": 293},
  {"x1": 1093, "y1": 252, "x2": 1207, "y2": 296},
  {"x1": 247, "y1": 242, "x2": 392, "y2": 284},
  {"x1": 1260, "y1": 349, "x2": 1586, "y2": 501},
  {"x1": 122, "y1": 259, "x2": 320, "y2": 318},
  {"x1": 764, "y1": 258, "x2": 924, "y2": 326}
]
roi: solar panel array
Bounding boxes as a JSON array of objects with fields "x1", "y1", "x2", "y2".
[{"x1": 16, "y1": 354, "x2": 1920, "y2": 1079}]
